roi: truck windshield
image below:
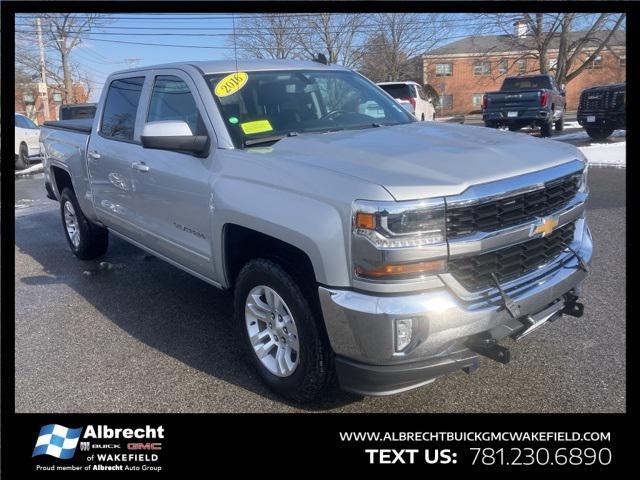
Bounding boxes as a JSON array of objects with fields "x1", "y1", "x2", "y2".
[
  {"x1": 501, "y1": 76, "x2": 552, "y2": 91},
  {"x1": 205, "y1": 69, "x2": 414, "y2": 148}
]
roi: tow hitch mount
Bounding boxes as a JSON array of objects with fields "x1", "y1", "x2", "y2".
[
  {"x1": 562, "y1": 293, "x2": 584, "y2": 318},
  {"x1": 465, "y1": 336, "x2": 510, "y2": 364}
]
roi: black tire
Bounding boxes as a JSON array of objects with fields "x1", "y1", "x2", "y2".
[
  {"x1": 508, "y1": 125, "x2": 521, "y2": 132},
  {"x1": 15, "y1": 143, "x2": 28, "y2": 170},
  {"x1": 585, "y1": 127, "x2": 614, "y2": 141},
  {"x1": 421, "y1": 113, "x2": 425, "y2": 121},
  {"x1": 540, "y1": 118, "x2": 553, "y2": 137},
  {"x1": 59, "y1": 188, "x2": 109, "y2": 260},
  {"x1": 485, "y1": 122, "x2": 497, "y2": 128},
  {"x1": 555, "y1": 114, "x2": 564, "y2": 132},
  {"x1": 234, "y1": 258, "x2": 333, "y2": 403}
]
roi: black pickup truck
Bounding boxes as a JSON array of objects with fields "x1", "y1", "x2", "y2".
[
  {"x1": 577, "y1": 82, "x2": 626, "y2": 140},
  {"x1": 482, "y1": 74, "x2": 566, "y2": 137}
]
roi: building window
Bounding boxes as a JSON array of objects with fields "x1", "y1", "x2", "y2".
[
  {"x1": 472, "y1": 93, "x2": 483, "y2": 108},
  {"x1": 516, "y1": 59, "x2": 527, "y2": 74},
  {"x1": 439, "y1": 94, "x2": 453, "y2": 110},
  {"x1": 619, "y1": 55, "x2": 626, "y2": 67},
  {"x1": 473, "y1": 61, "x2": 491, "y2": 76},
  {"x1": 497, "y1": 59, "x2": 508, "y2": 75},
  {"x1": 589, "y1": 54, "x2": 602, "y2": 69},
  {"x1": 548, "y1": 58, "x2": 558, "y2": 71},
  {"x1": 435, "y1": 63, "x2": 453, "y2": 76}
]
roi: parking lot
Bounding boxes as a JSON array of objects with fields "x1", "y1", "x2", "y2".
[{"x1": 14, "y1": 124, "x2": 626, "y2": 413}]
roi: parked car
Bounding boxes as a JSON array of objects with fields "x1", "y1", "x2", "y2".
[
  {"x1": 482, "y1": 74, "x2": 566, "y2": 137},
  {"x1": 577, "y1": 82, "x2": 626, "y2": 140},
  {"x1": 15, "y1": 113, "x2": 41, "y2": 169},
  {"x1": 377, "y1": 81, "x2": 435, "y2": 121},
  {"x1": 41, "y1": 59, "x2": 591, "y2": 402},
  {"x1": 59, "y1": 103, "x2": 97, "y2": 120}
]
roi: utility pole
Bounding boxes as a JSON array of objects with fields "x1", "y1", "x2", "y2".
[{"x1": 36, "y1": 17, "x2": 51, "y2": 121}]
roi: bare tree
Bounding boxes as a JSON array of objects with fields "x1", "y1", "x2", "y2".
[
  {"x1": 229, "y1": 14, "x2": 304, "y2": 60},
  {"x1": 481, "y1": 13, "x2": 626, "y2": 85},
  {"x1": 16, "y1": 14, "x2": 108, "y2": 103},
  {"x1": 293, "y1": 13, "x2": 368, "y2": 68},
  {"x1": 358, "y1": 13, "x2": 450, "y2": 82}
]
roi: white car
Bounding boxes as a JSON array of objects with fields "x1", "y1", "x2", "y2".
[
  {"x1": 15, "y1": 113, "x2": 41, "y2": 169},
  {"x1": 377, "y1": 81, "x2": 435, "y2": 121}
]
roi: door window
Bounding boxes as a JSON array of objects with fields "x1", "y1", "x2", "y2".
[
  {"x1": 100, "y1": 77, "x2": 145, "y2": 141},
  {"x1": 147, "y1": 75, "x2": 206, "y2": 135}
]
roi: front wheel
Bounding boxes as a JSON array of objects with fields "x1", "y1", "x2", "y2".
[
  {"x1": 234, "y1": 259, "x2": 334, "y2": 402},
  {"x1": 585, "y1": 127, "x2": 614, "y2": 141},
  {"x1": 59, "y1": 188, "x2": 109, "y2": 260},
  {"x1": 555, "y1": 115, "x2": 564, "y2": 131}
]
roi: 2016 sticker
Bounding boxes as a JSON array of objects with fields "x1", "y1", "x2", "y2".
[{"x1": 214, "y1": 72, "x2": 248, "y2": 97}]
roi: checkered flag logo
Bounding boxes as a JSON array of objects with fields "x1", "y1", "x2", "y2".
[{"x1": 32, "y1": 424, "x2": 83, "y2": 459}]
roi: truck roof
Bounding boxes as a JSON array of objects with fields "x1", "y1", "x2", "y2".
[{"x1": 109, "y1": 59, "x2": 350, "y2": 77}]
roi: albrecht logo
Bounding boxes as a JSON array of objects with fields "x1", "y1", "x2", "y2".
[{"x1": 33, "y1": 424, "x2": 83, "y2": 459}]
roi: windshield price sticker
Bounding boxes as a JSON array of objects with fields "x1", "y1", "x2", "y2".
[
  {"x1": 214, "y1": 72, "x2": 248, "y2": 97},
  {"x1": 240, "y1": 120, "x2": 273, "y2": 135}
]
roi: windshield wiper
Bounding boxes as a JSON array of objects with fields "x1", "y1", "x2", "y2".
[{"x1": 243, "y1": 131, "x2": 299, "y2": 148}]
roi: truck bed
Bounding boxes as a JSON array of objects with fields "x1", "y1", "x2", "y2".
[{"x1": 43, "y1": 118, "x2": 93, "y2": 133}]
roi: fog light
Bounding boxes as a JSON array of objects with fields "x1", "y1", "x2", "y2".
[{"x1": 395, "y1": 318, "x2": 413, "y2": 352}]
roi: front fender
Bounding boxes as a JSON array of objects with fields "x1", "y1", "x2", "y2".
[{"x1": 211, "y1": 177, "x2": 352, "y2": 288}]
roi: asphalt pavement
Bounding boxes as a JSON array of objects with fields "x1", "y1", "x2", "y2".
[{"x1": 13, "y1": 143, "x2": 625, "y2": 413}]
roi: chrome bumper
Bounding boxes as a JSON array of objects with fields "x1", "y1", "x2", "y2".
[{"x1": 319, "y1": 220, "x2": 592, "y2": 395}]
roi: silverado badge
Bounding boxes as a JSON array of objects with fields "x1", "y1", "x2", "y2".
[{"x1": 530, "y1": 216, "x2": 559, "y2": 237}]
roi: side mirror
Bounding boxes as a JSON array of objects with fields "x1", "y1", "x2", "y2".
[{"x1": 140, "y1": 120, "x2": 208, "y2": 155}]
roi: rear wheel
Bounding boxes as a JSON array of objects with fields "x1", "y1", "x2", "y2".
[
  {"x1": 59, "y1": 188, "x2": 109, "y2": 260},
  {"x1": 15, "y1": 143, "x2": 28, "y2": 170},
  {"x1": 421, "y1": 113, "x2": 425, "y2": 121},
  {"x1": 508, "y1": 125, "x2": 521, "y2": 132},
  {"x1": 540, "y1": 118, "x2": 553, "y2": 137},
  {"x1": 234, "y1": 258, "x2": 333, "y2": 402},
  {"x1": 585, "y1": 127, "x2": 614, "y2": 141}
]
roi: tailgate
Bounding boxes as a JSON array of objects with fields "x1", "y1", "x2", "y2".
[{"x1": 487, "y1": 90, "x2": 541, "y2": 109}]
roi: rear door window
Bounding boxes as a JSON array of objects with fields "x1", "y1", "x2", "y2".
[
  {"x1": 379, "y1": 84, "x2": 411, "y2": 99},
  {"x1": 100, "y1": 77, "x2": 145, "y2": 141}
]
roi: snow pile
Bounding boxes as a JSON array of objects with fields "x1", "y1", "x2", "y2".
[
  {"x1": 578, "y1": 141, "x2": 626, "y2": 167},
  {"x1": 15, "y1": 163, "x2": 44, "y2": 176}
]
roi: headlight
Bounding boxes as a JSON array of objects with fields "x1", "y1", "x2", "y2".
[
  {"x1": 353, "y1": 198, "x2": 446, "y2": 248},
  {"x1": 352, "y1": 198, "x2": 447, "y2": 281}
]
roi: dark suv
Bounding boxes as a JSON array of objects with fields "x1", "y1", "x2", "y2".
[{"x1": 577, "y1": 83, "x2": 625, "y2": 140}]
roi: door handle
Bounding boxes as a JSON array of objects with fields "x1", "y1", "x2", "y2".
[
  {"x1": 131, "y1": 162, "x2": 149, "y2": 172},
  {"x1": 88, "y1": 151, "x2": 101, "y2": 159}
]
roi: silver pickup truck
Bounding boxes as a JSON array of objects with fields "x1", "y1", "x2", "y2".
[{"x1": 41, "y1": 59, "x2": 592, "y2": 402}]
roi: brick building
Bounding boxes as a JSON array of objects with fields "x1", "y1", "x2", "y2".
[
  {"x1": 412, "y1": 29, "x2": 625, "y2": 115},
  {"x1": 15, "y1": 82, "x2": 89, "y2": 124}
]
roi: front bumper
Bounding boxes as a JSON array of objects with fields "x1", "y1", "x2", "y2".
[
  {"x1": 319, "y1": 221, "x2": 592, "y2": 396},
  {"x1": 577, "y1": 111, "x2": 625, "y2": 130}
]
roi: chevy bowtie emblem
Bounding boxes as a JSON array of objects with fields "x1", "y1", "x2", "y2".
[{"x1": 530, "y1": 216, "x2": 559, "y2": 237}]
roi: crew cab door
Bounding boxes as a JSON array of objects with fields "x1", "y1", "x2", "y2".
[
  {"x1": 129, "y1": 69, "x2": 216, "y2": 279},
  {"x1": 88, "y1": 74, "x2": 148, "y2": 241}
]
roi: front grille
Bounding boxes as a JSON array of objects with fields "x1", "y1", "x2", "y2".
[
  {"x1": 579, "y1": 88, "x2": 625, "y2": 111},
  {"x1": 448, "y1": 222, "x2": 575, "y2": 291},
  {"x1": 446, "y1": 172, "x2": 581, "y2": 238}
]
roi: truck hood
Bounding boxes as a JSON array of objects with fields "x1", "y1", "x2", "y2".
[{"x1": 267, "y1": 121, "x2": 581, "y2": 201}]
